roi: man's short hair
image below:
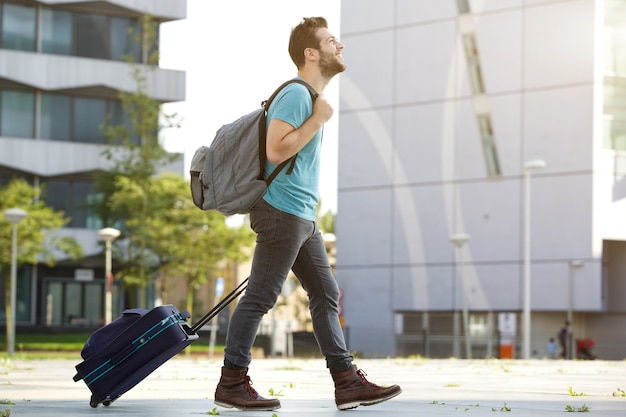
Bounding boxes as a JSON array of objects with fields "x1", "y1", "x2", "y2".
[{"x1": 289, "y1": 17, "x2": 328, "y2": 69}]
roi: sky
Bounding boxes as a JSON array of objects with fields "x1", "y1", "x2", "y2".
[{"x1": 160, "y1": 0, "x2": 341, "y2": 214}]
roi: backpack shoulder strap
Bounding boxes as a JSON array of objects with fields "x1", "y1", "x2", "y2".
[
  {"x1": 258, "y1": 79, "x2": 319, "y2": 184},
  {"x1": 263, "y1": 79, "x2": 318, "y2": 111}
]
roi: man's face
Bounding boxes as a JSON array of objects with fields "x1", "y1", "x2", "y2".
[{"x1": 316, "y1": 28, "x2": 346, "y2": 78}]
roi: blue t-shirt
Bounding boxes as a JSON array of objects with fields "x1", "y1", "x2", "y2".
[{"x1": 263, "y1": 79, "x2": 321, "y2": 221}]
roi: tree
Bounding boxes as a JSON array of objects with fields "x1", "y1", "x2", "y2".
[
  {"x1": 93, "y1": 15, "x2": 181, "y2": 307},
  {"x1": 92, "y1": 15, "x2": 256, "y2": 312},
  {"x1": 0, "y1": 179, "x2": 82, "y2": 345},
  {"x1": 109, "y1": 173, "x2": 255, "y2": 318},
  {"x1": 317, "y1": 209, "x2": 335, "y2": 234}
]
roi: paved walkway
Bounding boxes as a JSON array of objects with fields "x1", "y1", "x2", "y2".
[{"x1": 1, "y1": 357, "x2": 625, "y2": 416}]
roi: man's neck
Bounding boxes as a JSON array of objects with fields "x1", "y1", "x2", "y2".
[{"x1": 297, "y1": 68, "x2": 331, "y2": 93}]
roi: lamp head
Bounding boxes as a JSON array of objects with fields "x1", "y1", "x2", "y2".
[
  {"x1": 98, "y1": 227, "x2": 121, "y2": 242},
  {"x1": 449, "y1": 233, "x2": 471, "y2": 247},
  {"x1": 524, "y1": 159, "x2": 546, "y2": 172},
  {"x1": 3, "y1": 208, "x2": 27, "y2": 224}
]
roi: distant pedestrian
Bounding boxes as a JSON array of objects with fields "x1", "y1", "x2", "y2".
[
  {"x1": 547, "y1": 337, "x2": 557, "y2": 359},
  {"x1": 558, "y1": 321, "x2": 570, "y2": 359}
]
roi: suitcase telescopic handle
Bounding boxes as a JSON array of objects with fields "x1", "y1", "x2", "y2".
[{"x1": 191, "y1": 278, "x2": 249, "y2": 333}]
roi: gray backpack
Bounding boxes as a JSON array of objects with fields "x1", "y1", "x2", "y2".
[{"x1": 190, "y1": 80, "x2": 317, "y2": 216}]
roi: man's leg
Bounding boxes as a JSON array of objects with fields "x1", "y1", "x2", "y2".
[
  {"x1": 223, "y1": 200, "x2": 310, "y2": 367},
  {"x1": 292, "y1": 224, "x2": 402, "y2": 410},
  {"x1": 291, "y1": 224, "x2": 352, "y2": 372},
  {"x1": 216, "y1": 200, "x2": 311, "y2": 410}
]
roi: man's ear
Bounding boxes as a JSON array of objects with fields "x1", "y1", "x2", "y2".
[{"x1": 305, "y1": 48, "x2": 317, "y2": 61}]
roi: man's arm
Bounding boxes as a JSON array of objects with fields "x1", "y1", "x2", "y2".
[{"x1": 266, "y1": 93, "x2": 334, "y2": 165}]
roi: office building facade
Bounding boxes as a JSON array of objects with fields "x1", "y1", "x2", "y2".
[
  {"x1": 0, "y1": 0, "x2": 186, "y2": 327},
  {"x1": 337, "y1": 0, "x2": 626, "y2": 359}
]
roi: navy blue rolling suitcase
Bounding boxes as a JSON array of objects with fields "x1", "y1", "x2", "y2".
[{"x1": 73, "y1": 279, "x2": 247, "y2": 408}]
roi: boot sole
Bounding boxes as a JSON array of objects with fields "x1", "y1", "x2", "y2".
[
  {"x1": 215, "y1": 399, "x2": 281, "y2": 411},
  {"x1": 336, "y1": 388, "x2": 402, "y2": 410}
]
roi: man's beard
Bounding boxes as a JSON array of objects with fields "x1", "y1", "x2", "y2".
[{"x1": 319, "y1": 50, "x2": 346, "y2": 79}]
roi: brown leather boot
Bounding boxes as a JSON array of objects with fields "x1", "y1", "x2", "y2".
[
  {"x1": 332, "y1": 364, "x2": 402, "y2": 410},
  {"x1": 214, "y1": 367, "x2": 281, "y2": 411}
]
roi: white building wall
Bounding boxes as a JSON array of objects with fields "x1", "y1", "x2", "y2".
[
  {"x1": 337, "y1": 0, "x2": 624, "y2": 358},
  {"x1": 0, "y1": 50, "x2": 185, "y2": 102}
]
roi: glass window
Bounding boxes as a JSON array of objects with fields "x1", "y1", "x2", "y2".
[
  {"x1": 456, "y1": 0, "x2": 471, "y2": 14},
  {"x1": 84, "y1": 283, "x2": 103, "y2": 324},
  {"x1": 41, "y1": 8, "x2": 73, "y2": 55},
  {"x1": 605, "y1": 0, "x2": 626, "y2": 29},
  {"x1": 603, "y1": 116, "x2": 626, "y2": 151},
  {"x1": 462, "y1": 35, "x2": 485, "y2": 94},
  {"x1": 40, "y1": 178, "x2": 100, "y2": 228},
  {"x1": 109, "y1": 99, "x2": 140, "y2": 144},
  {"x1": 111, "y1": 17, "x2": 141, "y2": 62},
  {"x1": 40, "y1": 93, "x2": 71, "y2": 141},
  {"x1": 45, "y1": 281, "x2": 64, "y2": 326},
  {"x1": 477, "y1": 115, "x2": 501, "y2": 177},
  {"x1": 604, "y1": 27, "x2": 626, "y2": 76},
  {"x1": 1, "y1": 3, "x2": 36, "y2": 51},
  {"x1": 74, "y1": 97, "x2": 106, "y2": 143},
  {"x1": 65, "y1": 282, "x2": 83, "y2": 324},
  {"x1": 72, "y1": 181, "x2": 97, "y2": 228},
  {"x1": 0, "y1": 173, "x2": 33, "y2": 187},
  {"x1": 76, "y1": 13, "x2": 108, "y2": 59},
  {"x1": 16, "y1": 266, "x2": 32, "y2": 322},
  {"x1": 42, "y1": 179, "x2": 71, "y2": 216},
  {"x1": 603, "y1": 77, "x2": 626, "y2": 151},
  {"x1": 0, "y1": 266, "x2": 31, "y2": 322},
  {"x1": 1, "y1": 90, "x2": 35, "y2": 138},
  {"x1": 86, "y1": 192, "x2": 104, "y2": 230}
]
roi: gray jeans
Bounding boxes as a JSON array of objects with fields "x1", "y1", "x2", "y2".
[{"x1": 224, "y1": 199, "x2": 353, "y2": 373}]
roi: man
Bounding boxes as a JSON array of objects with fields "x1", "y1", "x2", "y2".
[
  {"x1": 558, "y1": 320, "x2": 570, "y2": 359},
  {"x1": 214, "y1": 17, "x2": 401, "y2": 411}
]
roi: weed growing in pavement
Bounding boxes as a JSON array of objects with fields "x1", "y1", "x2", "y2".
[
  {"x1": 565, "y1": 404, "x2": 590, "y2": 412},
  {"x1": 268, "y1": 387, "x2": 283, "y2": 396},
  {"x1": 0, "y1": 359, "x2": 16, "y2": 370},
  {"x1": 568, "y1": 386, "x2": 587, "y2": 396},
  {"x1": 491, "y1": 402, "x2": 512, "y2": 412},
  {"x1": 612, "y1": 388, "x2": 626, "y2": 397},
  {"x1": 0, "y1": 409, "x2": 10, "y2": 417},
  {"x1": 456, "y1": 403, "x2": 480, "y2": 412},
  {"x1": 205, "y1": 407, "x2": 219, "y2": 415}
]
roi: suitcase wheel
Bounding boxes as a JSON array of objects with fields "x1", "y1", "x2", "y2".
[
  {"x1": 89, "y1": 396, "x2": 98, "y2": 408},
  {"x1": 103, "y1": 400, "x2": 112, "y2": 407}
]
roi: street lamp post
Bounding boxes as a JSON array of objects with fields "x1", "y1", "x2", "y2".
[
  {"x1": 522, "y1": 159, "x2": 546, "y2": 359},
  {"x1": 98, "y1": 227, "x2": 121, "y2": 324},
  {"x1": 450, "y1": 233, "x2": 471, "y2": 359},
  {"x1": 568, "y1": 260, "x2": 583, "y2": 359},
  {"x1": 3, "y1": 208, "x2": 28, "y2": 357}
]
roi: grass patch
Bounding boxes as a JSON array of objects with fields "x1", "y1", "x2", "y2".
[
  {"x1": 565, "y1": 404, "x2": 590, "y2": 412},
  {"x1": 0, "y1": 333, "x2": 91, "y2": 352}
]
